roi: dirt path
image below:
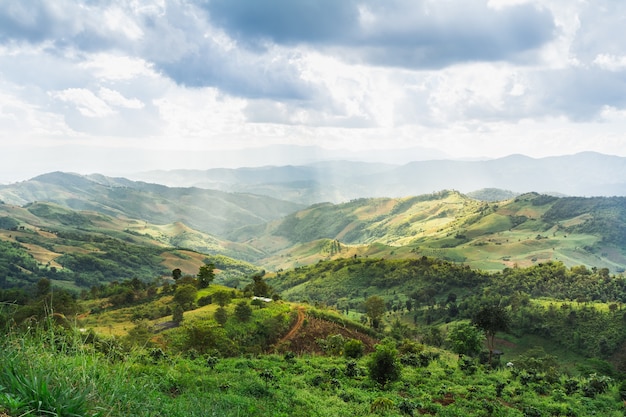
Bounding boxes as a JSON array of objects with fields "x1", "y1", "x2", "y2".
[{"x1": 276, "y1": 306, "x2": 306, "y2": 346}]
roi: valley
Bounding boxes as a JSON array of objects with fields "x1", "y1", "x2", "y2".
[{"x1": 1, "y1": 163, "x2": 626, "y2": 416}]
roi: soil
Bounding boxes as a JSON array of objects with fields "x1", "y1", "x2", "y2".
[{"x1": 273, "y1": 309, "x2": 378, "y2": 355}]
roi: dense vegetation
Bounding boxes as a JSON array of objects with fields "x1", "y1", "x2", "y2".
[
  {"x1": 2, "y1": 184, "x2": 626, "y2": 416},
  {"x1": 270, "y1": 257, "x2": 626, "y2": 367}
]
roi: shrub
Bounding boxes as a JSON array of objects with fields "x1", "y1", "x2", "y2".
[
  {"x1": 234, "y1": 301, "x2": 253, "y2": 322},
  {"x1": 344, "y1": 339, "x2": 364, "y2": 359},
  {"x1": 370, "y1": 397, "x2": 394, "y2": 414},
  {"x1": 582, "y1": 373, "x2": 611, "y2": 397},
  {"x1": 367, "y1": 342, "x2": 402, "y2": 388},
  {"x1": 345, "y1": 360, "x2": 360, "y2": 378}
]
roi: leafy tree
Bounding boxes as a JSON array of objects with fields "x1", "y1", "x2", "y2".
[
  {"x1": 245, "y1": 272, "x2": 272, "y2": 297},
  {"x1": 213, "y1": 290, "x2": 232, "y2": 307},
  {"x1": 173, "y1": 284, "x2": 197, "y2": 310},
  {"x1": 172, "y1": 304, "x2": 184, "y2": 324},
  {"x1": 473, "y1": 304, "x2": 510, "y2": 363},
  {"x1": 234, "y1": 301, "x2": 252, "y2": 322},
  {"x1": 367, "y1": 341, "x2": 402, "y2": 388},
  {"x1": 36, "y1": 278, "x2": 51, "y2": 299},
  {"x1": 172, "y1": 268, "x2": 182, "y2": 281},
  {"x1": 197, "y1": 263, "x2": 215, "y2": 289},
  {"x1": 447, "y1": 322, "x2": 484, "y2": 357},
  {"x1": 214, "y1": 306, "x2": 228, "y2": 326},
  {"x1": 364, "y1": 295, "x2": 385, "y2": 329}
]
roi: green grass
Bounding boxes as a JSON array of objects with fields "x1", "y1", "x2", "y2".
[{"x1": 2, "y1": 322, "x2": 626, "y2": 417}]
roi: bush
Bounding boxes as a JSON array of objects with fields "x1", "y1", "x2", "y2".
[
  {"x1": 344, "y1": 339, "x2": 364, "y2": 359},
  {"x1": 367, "y1": 342, "x2": 402, "y2": 388}
]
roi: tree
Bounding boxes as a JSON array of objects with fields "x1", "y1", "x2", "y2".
[
  {"x1": 214, "y1": 306, "x2": 228, "y2": 326},
  {"x1": 172, "y1": 268, "x2": 182, "y2": 281},
  {"x1": 447, "y1": 322, "x2": 484, "y2": 357},
  {"x1": 173, "y1": 284, "x2": 197, "y2": 310},
  {"x1": 172, "y1": 304, "x2": 184, "y2": 324},
  {"x1": 213, "y1": 290, "x2": 232, "y2": 307},
  {"x1": 234, "y1": 301, "x2": 252, "y2": 322},
  {"x1": 364, "y1": 295, "x2": 386, "y2": 328},
  {"x1": 197, "y1": 263, "x2": 215, "y2": 289},
  {"x1": 472, "y1": 304, "x2": 510, "y2": 363},
  {"x1": 36, "y1": 278, "x2": 51, "y2": 299},
  {"x1": 367, "y1": 341, "x2": 402, "y2": 388},
  {"x1": 245, "y1": 273, "x2": 272, "y2": 297}
]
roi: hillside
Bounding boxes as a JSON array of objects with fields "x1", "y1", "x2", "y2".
[
  {"x1": 4, "y1": 255, "x2": 626, "y2": 416},
  {"x1": 0, "y1": 172, "x2": 304, "y2": 238},
  {"x1": 0, "y1": 201, "x2": 259, "y2": 290},
  {"x1": 232, "y1": 191, "x2": 626, "y2": 273},
  {"x1": 2, "y1": 188, "x2": 625, "y2": 293}
]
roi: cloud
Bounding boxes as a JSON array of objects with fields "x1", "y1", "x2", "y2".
[
  {"x1": 204, "y1": 0, "x2": 557, "y2": 69},
  {"x1": 51, "y1": 88, "x2": 114, "y2": 118},
  {"x1": 98, "y1": 87, "x2": 144, "y2": 109}
]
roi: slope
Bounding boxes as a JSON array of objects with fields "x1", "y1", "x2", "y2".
[
  {"x1": 0, "y1": 172, "x2": 304, "y2": 238},
  {"x1": 232, "y1": 191, "x2": 626, "y2": 273}
]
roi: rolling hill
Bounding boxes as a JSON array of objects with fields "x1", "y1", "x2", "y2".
[
  {"x1": 1, "y1": 168, "x2": 626, "y2": 290},
  {"x1": 230, "y1": 191, "x2": 626, "y2": 273},
  {"x1": 0, "y1": 200, "x2": 260, "y2": 290},
  {"x1": 0, "y1": 172, "x2": 304, "y2": 238}
]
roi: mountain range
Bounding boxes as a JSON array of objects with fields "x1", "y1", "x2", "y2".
[
  {"x1": 127, "y1": 152, "x2": 626, "y2": 204},
  {"x1": 1, "y1": 164, "x2": 625, "y2": 280}
]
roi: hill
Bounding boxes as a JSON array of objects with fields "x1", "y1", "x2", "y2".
[
  {"x1": 0, "y1": 201, "x2": 259, "y2": 290},
  {"x1": 231, "y1": 191, "x2": 626, "y2": 273},
  {"x1": 2, "y1": 188, "x2": 625, "y2": 291},
  {"x1": 0, "y1": 172, "x2": 304, "y2": 238}
]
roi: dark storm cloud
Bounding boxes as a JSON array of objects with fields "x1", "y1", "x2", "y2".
[
  {"x1": 0, "y1": 1, "x2": 59, "y2": 43},
  {"x1": 204, "y1": 0, "x2": 360, "y2": 45},
  {"x1": 203, "y1": 0, "x2": 556, "y2": 68}
]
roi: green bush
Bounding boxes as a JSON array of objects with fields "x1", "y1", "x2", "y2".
[
  {"x1": 367, "y1": 342, "x2": 402, "y2": 388},
  {"x1": 344, "y1": 339, "x2": 364, "y2": 359}
]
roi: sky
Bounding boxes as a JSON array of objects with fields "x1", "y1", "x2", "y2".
[{"x1": 1, "y1": 0, "x2": 626, "y2": 182}]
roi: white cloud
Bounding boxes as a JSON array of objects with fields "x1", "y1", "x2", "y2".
[
  {"x1": 98, "y1": 87, "x2": 144, "y2": 109},
  {"x1": 51, "y1": 88, "x2": 114, "y2": 118},
  {"x1": 593, "y1": 54, "x2": 626, "y2": 72},
  {"x1": 80, "y1": 54, "x2": 156, "y2": 81}
]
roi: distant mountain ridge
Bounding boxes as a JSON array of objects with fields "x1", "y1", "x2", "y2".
[{"x1": 128, "y1": 152, "x2": 626, "y2": 204}]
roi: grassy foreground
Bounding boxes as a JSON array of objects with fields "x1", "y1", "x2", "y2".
[{"x1": 2, "y1": 320, "x2": 626, "y2": 417}]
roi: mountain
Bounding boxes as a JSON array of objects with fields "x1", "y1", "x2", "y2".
[
  {"x1": 0, "y1": 172, "x2": 304, "y2": 238},
  {"x1": 127, "y1": 152, "x2": 626, "y2": 204}
]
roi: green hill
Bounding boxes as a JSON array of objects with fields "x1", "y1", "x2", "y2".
[
  {"x1": 0, "y1": 172, "x2": 304, "y2": 238},
  {"x1": 0, "y1": 201, "x2": 259, "y2": 290},
  {"x1": 233, "y1": 192, "x2": 626, "y2": 273}
]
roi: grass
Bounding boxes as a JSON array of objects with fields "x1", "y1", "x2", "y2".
[{"x1": 3, "y1": 308, "x2": 626, "y2": 417}]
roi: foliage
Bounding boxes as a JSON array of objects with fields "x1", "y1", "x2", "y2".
[
  {"x1": 344, "y1": 339, "x2": 365, "y2": 359},
  {"x1": 173, "y1": 284, "x2": 198, "y2": 310},
  {"x1": 364, "y1": 295, "x2": 385, "y2": 328},
  {"x1": 172, "y1": 304, "x2": 184, "y2": 324},
  {"x1": 197, "y1": 263, "x2": 215, "y2": 288},
  {"x1": 447, "y1": 322, "x2": 484, "y2": 357},
  {"x1": 472, "y1": 304, "x2": 510, "y2": 352},
  {"x1": 214, "y1": 307, "x2": 228, "y2": 326},
  {"x1": 234, "y1": 301, "x2": 252, "y2": 322},
  {"x1": 367, "y1": 341, "x2": 402, "y2": 388}
]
